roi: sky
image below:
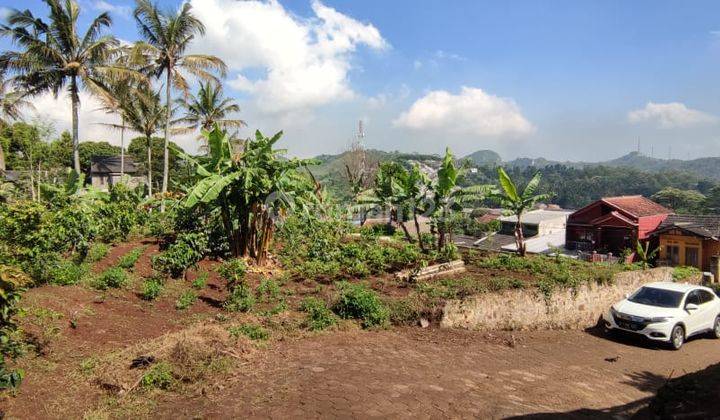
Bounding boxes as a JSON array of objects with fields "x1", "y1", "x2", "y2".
[{"x1": 2, "y1": 0, "x2": 720, "y2": 161}]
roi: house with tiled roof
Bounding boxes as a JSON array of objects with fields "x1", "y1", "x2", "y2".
[
  {"x1": 565, "y1": 195, "x2": 673, "y2": 255},
  {"x1": 649, "y1": 214, "x2": 720, "y2": 274}
]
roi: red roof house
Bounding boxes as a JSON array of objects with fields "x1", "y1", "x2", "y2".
[{"x1": 565, "y1": 196, "x2": 672, "y2": 254}]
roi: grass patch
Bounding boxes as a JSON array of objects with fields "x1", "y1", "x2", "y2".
[
  {"x1": 86, "y1": 243, "x2": 111, "y2": 263},
  {"x1": 175, "y1": 290, "x2": 197, "y2": 310},
  {"x1": 94, "y1": 267, "x2": 129, "y2": 290},
  {"x1": 118, "y1": 246, "x2": 146, "y2": 270},
  {"x1": 224, "y1": 282, "x2": 254, "y2": 312},
  {"x1": 48, "y1": 259, "x2": 90, "y2": 286},
  {"x1": 300, "y1": 297, "x2": 336, "y2": 331},
  {"x1": 140, "y1": 362, "x2": 174, "y2": 390},
  {"x1": 141, "y1": 278, "x2": 164, "y2": 301},
  {"x1": 191, "y1": 271, "x2": 209, "y2": 290},
  {"x1": 228, "y1": 324, "x2": 269, "y2": 341},
  {"x1": 332, "y1": 281, "x2": 389, "y2": 329}
]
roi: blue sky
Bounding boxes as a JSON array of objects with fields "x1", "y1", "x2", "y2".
[{"x1": 2, "y1": 0, "x2": 720, "y2": 161}]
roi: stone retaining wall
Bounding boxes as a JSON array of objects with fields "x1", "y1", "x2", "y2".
[{"x1": 441, "y1": 268, "x2": 701, "y2": 331}]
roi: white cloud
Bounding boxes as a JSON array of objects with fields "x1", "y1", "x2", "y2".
[
  {"x1": 91, "y1": 0, "x2": 131, "y2": 19},
  {"x1": 23, "y1": 92, "x2": 197, "y2": 153},
  {"x1": 190, "y1": 0, "x2": 388, "y2": 114},
  {"x1": 393, "y1": 86, "x2": 534, "y2": 137},
  {"x1": 628, "y1": 102, "x2": 717, "y2": 129},
  {"x1": 0, "y1": 7, "x2": 12, "y2": 22}
]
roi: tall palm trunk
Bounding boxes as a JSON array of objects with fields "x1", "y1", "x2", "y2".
[
  {"x1": 146, "y1": 136, "x2": 153, "y2": 197},
  {"x1": 120, "y1": 116, "x2": 125, "y2": 178},
  {"x1": 71, "y1": 76, "x2": 80, "y2": 174},
  {"x1": 161, "y1": 67, "x2": 171, "y2": 211}
]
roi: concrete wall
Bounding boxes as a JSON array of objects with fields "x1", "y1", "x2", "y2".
[{"x1": 441, "y1": 267, "x2": 701, "y2": 331}]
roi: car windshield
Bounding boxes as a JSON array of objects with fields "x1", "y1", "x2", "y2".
[{"x1": 628, "y1": 287, "x2": 684, "y2": 308}]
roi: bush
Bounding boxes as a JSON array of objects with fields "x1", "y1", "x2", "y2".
[
  {"x1": 332, "y1": 282, "x2": 389, "y2": 328},
  {"x1": 0, "y1": 265, "x2": 31, "y2": 390},
  {"x1": 256, "y1": 278, "x2": 281, "y2": 303},
  {"x1": 86, "y1": 242, "x2": 110, "y2": 263},
  {"x1": 94, "y1": 267, "x2": 129, "y2": 290},
  {"x1": 228, "y1": 324, "x2": 269, "y2": 341},
  {"x1": 224, "y1": 282, "x2": 254, "y2": 312},
  {"x1": 217, "y1": 258, "x2": 247, "y2": 288},
  {"x1": 175, "y1": 290, "x2": 197, "y2": 310},
  {"x1": 141, "y1": 278, "x2": 163, "y2": 301},
  {"x1": 673, "y1": 266, "x2": 701, "y2": 281},
  {"x1": 300, "y1": 297, "x2": 336, "y2": 331},
  {"x1": 152, "y1": 232, "x2": 208, "y2": 278},
  {"x1": 48, "y1": 260, "x2": 89, "y2": 286},
  {"x1": 141, "y1": 361, "x2": 174, "y2": 390},
  {"x1": 118, "y1": 246, "x2": 146, "y2": 270},
  {"x1": 191, "y1": 272, "x2": 209, "y2": 290}
]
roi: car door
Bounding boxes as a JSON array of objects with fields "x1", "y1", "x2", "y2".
[
  {"x1": 683, "y1": 290, "x2": 703, "y2": 335},
  {"x1": 697, "y1": 290, "x2": 718, "y2": 330}
]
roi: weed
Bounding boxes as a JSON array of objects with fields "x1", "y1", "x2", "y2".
[
  {"x1": 86, "y1": 243, "x2": 111, "y2": 263},
  {"x1": 332, "y1": 282, "x2": 389, "y2": 328},
  {"x1": 140, "y1": 362, "x2": 174, "y2": 390},
  {"x1": 224, "y1": 282, "x2": 254, "y2": 312},
  {"x1": 175, "y1": 291, "x2": 197, "y2": 310},
  {"x1": 141, "y1": 278, "x2": 164, "y2": 301},
  {"x1": 48, "y1": 260, "x2": 90, "y2": 286},
  {"x1": 228, "y1": 324, "x2": 269, "y2": 341},
  {"x1": 673, "y1": 266, "x2": 701, "y2": 281},
  {"x1": 118, "y1": 246, "x2": 146, "y2": 270},
  {"x1": 300, "y1": 297, "x2": 336, "y2": 331},
  {"x1": 79, "y1": 357, "x2": 99, "y2": 376},
  {"x1": 94, "y1": 267, "x2": 129, "y2": 290},
  {"x1": 191, "y1": 271, "x2": 209, "y2": 289},
  {"x1": 217, "y1": 258, "x2": 247, "y2": 288},
  {"x1": 256, "y1": 278, "x2": 281, "y2": 302}
]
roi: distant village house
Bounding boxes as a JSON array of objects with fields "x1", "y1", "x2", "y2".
[{"x1": 90, "y1": 156, "x2": 144, "y2": 191}]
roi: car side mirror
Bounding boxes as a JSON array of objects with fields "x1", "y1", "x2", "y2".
[{"x1": 685, "y1": 303, "x2": 699, "y2": 311}]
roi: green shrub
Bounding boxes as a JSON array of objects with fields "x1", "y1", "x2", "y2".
[
  {"x1": 416, "y1": 277, "x2": 487, "y2": 300},
  {"x1": 437, "y1": 243, "x2": 459, "y2": 262},
  {"x1": 300, "y1": 297, "x2": 336, "y2": 331},
  {"x1": 217, "y1": 259, "x2": 247, "y2": 288},
  {"x1": 224, "y1": 282, "x2": 254, "y2": 312},
  {"x1": 293, "y1": 260, "x2": 341, "y2": 281},
  {"x1": 673, "y1": 266, "x2": 701, "y2": 281},
  {"x1": 175, "y1": 290, "x2": 197, "y2": 310},
  {"x1": 152, "y1": 232, "x2": 208, "y2": 278},
  {"x1": 141, "y1": 362, "x2": 174, "y2": 390},
  {"x1": 141, "y1": 278, "x2": 163, "y2": 301},
  {"x1": 256, "y1": 278, "x2": 281, "y2": 303},
  {"x1": 118, "y1": 246, "x2": 146, "y2": 270},
  {"x1": 86, "y1": 243, "x2": 110, "y2": 263},
  {"x1": 228, "y1": 323, "x2": 269, "y2": 341},
  {"x1": 94, "y1": 267, "x2": 129, "y2": 290},
  {"x1": 48, "y1": 260, "x2": 89, "y2": 286},
  {"x1": 332, "y1": 282, "x2": 389, "y2": 328},
  {"x1": 191, "y1": 271, "x2": 209, "y2": 290}
]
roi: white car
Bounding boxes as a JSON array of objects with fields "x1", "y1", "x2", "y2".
[{"x1": 603, "y1": 282, "x2": 720, "y2": 350}]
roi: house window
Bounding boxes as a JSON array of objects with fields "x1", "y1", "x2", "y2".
[
  {"x1": 685, "y1": 247, "x2": 699, "y2": 268},
  {"x1": 667, "y1": 245, "x2": 680, "y2": 265}
]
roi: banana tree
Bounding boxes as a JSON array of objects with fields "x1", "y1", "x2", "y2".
[
  {"x1": 489, "y1": 168, "x2": 550, "y2": 257},
  {"x1": 176, "y1": 124, "x2": 316, "y2": 264},
  {"x1": 431, "y1": 148, "x2": 493, "y2": 249}
]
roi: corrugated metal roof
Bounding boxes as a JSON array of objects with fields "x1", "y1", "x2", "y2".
[{"x1": 90, "y1": 156, "x2": 138, "y2": 174}]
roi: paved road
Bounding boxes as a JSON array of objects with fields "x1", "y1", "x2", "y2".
[{"x1": 155, "y1": 327, "x2": 720, "y2": 419}]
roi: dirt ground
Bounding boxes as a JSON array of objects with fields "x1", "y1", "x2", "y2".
[{"x1": 3, "y1": 241, "x2": 720, "y2": 418}]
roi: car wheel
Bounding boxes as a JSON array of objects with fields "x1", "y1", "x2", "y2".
[
  {"x1": 670, "y1": 325, "x2": 685, "y2": 350},
  {"x1": 713, "y1": 316, "x2": 720, "y2": 339}
]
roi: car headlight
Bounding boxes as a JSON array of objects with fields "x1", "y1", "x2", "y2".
[{"x1": 648, "y1": 316, "x2": 672, "y2": 323}]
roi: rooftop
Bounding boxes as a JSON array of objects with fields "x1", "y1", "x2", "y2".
[
  {"x1": 653, "y1": 214, "x2": 720, "y2": 239},
  {"x1": 90, "y1": 156, "x2": 138, "y2": 174},
  {"x1": 602, "y1": 195, "x2": 672, "y2": 217},
  {"x1": 499, "y1": 209, "x2": 573, "y2": 225}
]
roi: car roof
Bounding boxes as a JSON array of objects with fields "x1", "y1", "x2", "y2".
[{"x1": 641, "y1": 282, "x2": 703, "y2": 293}]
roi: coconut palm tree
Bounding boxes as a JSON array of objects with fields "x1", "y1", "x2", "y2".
[
  {"x1": 489, "y1": 168, "x2": 551, "y2": 257},
  {"x1": 0, "y1": 0, "x2": 138, "y2": 173},
  {"x1": 95, "y1": 79, "x2": 134, "y2": 178},
  {"x1": 173, "y1": 81, "x2": 245, "y2": 138},
  {"x1": 101, "y1": 84, "x2": 165, "y2": 196},
  {"x1": 0, "y1": 72, "x2": 34, "y2": 171},
  {"x1": 132, "y1": 0, "x2": 227, "y2": 204}
]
